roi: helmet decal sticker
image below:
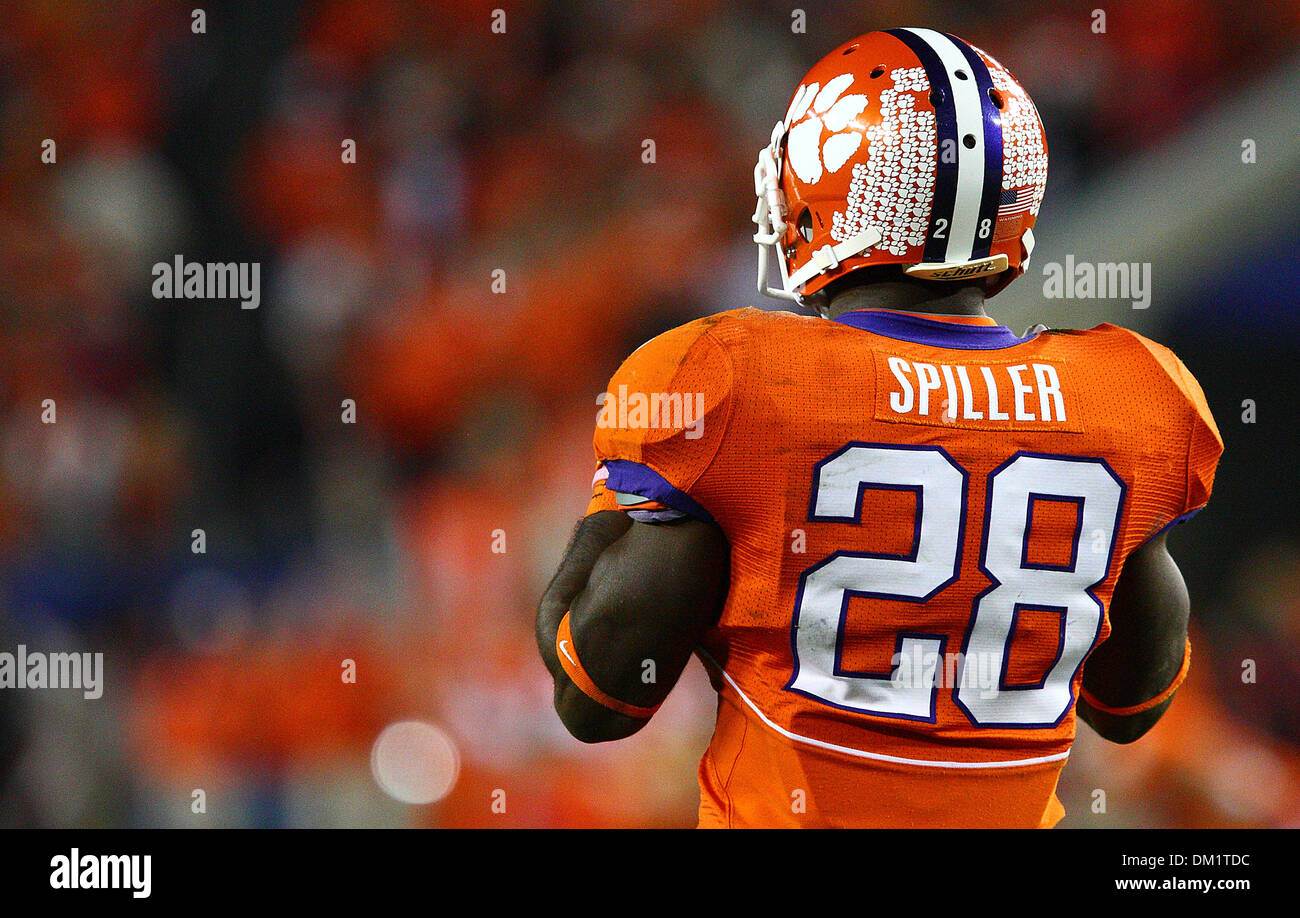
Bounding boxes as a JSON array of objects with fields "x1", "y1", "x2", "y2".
[
  {"x1": 786, "y1": 73, "x2": 869, "y2": 186},
  {"x1": 984, "y1": 56, "x2": 1047, "y2": 216},
  {"x1": 831, "y1": 67, "x2": 935, "y2": 257},
  {"x1": 785, "y1": 81, "x2": 819, "y2": 127}
]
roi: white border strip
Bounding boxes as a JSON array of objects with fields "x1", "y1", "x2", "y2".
[{"x1": 715, "y1": 665, "x2": 1072, "y2": 770}]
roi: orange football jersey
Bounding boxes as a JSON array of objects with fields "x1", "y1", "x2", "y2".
[{"x1": 584, "y1": 307, "x2": 1222, "y2": 828}]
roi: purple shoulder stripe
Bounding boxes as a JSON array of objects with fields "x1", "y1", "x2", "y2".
[{"x1": 604, "y1": 460, "x2": 716, "y2": 525}]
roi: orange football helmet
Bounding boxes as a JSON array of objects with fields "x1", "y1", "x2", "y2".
[{"x1": 753, "y1": 28, "x2": 1048, "y2": 308}]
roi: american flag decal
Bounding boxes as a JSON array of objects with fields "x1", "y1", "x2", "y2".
[{"x1": 999, "y1": 186, "x2": 1035, "y2": 217}]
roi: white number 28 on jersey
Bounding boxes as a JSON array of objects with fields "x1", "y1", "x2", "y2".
[{"x1": 786, "y1": 443, "x2": 1125, "y2": 728}]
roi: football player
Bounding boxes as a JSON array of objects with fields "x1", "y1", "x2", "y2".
[{"x1": 536, "y1": 28, "x2": 1222, "y2": 827}]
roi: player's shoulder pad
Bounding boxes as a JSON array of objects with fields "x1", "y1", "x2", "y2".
[
  {"x1": 616, "y1": 306, "x2": 800, "y2": 370},
  {"x1": 612, "y1": 310, "x2": 743, "y2": 391},
  {"x1": 595, "y1": 310, "x2": 745, "y2": 469},
  {"x1": 1098, "y1": 326, "x2": 1216, "y2": 423},
  {"x1": 1098, "y1": 324, "x2": 1224, "y2": 511},
  {"x1": 603, "y1": 306, "x2": 801, "y2": 412}
]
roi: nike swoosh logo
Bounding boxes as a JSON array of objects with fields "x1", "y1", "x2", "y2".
[{"x1": 558, "y1": 640, "x2": 576, "y2": 666}]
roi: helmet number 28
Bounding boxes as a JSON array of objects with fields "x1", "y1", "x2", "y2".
[{"x1": 787, "y1": 443, "x2": 1125, "y2": 728}]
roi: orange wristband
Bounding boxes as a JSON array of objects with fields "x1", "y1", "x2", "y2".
[
  {"x1": 556, "y1": 612, "x2": 660, "y2": 719},
  {"x1": 1081, "y1": 639, "x2": 1191, "y2": 716}
]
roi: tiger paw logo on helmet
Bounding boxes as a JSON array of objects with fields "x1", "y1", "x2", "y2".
[
  {"x1": 752, "y1": 28, "x2": 1049, "y2": 305},
  {"x1": 784, "y1": 74, "x2": 869, "y2": 186}
]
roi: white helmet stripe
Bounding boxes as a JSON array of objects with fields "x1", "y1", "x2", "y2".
[{"x1": 902, "y1": 28, "x2": 990, "y2": 264}]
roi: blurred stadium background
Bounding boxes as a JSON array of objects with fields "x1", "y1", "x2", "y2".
[{"x1": 0, "y1": 0, "x2": 1297, "y2": 827}]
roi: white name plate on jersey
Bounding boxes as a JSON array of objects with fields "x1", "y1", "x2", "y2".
[{"x1": 874, "y1": 355, "x2": 1083, "y2": 432}]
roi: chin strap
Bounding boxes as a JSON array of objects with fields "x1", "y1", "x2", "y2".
[{"x1": 786, "y1": 227, "x2": 883, "y2": 292}]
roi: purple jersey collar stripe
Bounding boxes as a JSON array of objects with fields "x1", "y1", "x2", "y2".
[{"x1": 833, "y1": 309, "x2": 1033, "y2": 350}]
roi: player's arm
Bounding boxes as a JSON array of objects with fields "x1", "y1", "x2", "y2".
[
  {"x1": 536, "y1": 509, "x2": 631, "y2": 689},
  {"x1": 1076, "y1": 531, "x2": 1190, "y2": 744},
  {"x1": 536, "y1": 511, "x2": 729, "y2": 744}
]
